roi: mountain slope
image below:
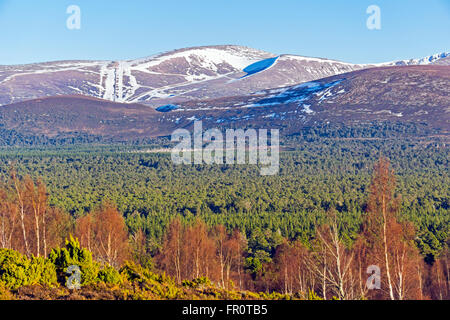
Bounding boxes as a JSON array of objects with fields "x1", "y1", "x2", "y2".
[
  {"x1": 0, "y1": 45, "x2": 273, "y2": 106},
  {"x1": 0, "y1": 95, "x2": 167, "y2": 141},
  {"x1": 2, "y1": 45, "x2": 447, "y2": 107},
  {"x1": 154, "y1": 65, "x2": 450, "y2": 134},
  {"x1": 0, "y1": 65, "x2": 448, "y2": 145}
]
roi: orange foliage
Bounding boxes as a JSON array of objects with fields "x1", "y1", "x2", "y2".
[
  {"x1": 76, "y1": 204, "x2": 129, "y2": 267},
  {"x1": 0, "y1": 171, "x2": 71, "y2": 257}
]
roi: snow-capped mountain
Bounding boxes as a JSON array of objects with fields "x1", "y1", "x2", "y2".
[
  {"x1": 0, "y1": 45, "x2": 273, "y2": 106},
  {"x1": 1, "y1": 65, "x2": 448, "y2": 144},
  {"x1": 0, "y1": 45, "x2": 449, "y2": 106},
  {"x1": 384, "y1": 52, "x2": 450, "y2": 66}
]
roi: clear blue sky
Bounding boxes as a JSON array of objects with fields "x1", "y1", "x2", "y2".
[{"x1": 0, "y1": 0, "x2": 449, "y2": 65}]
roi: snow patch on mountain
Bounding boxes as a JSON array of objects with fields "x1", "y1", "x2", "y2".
[
  {"x1": 101, "y1": 64, "x2": 116, "y2": 101},
  {"x1": 301, "y1": 104, "x2": 314, "y2": 114},
  {"x1": 281, "y1": 54, "x2": 364, "y2": 67},
  {"x1": 130, "y1": 47, "x2": 269, "y2": 74},
  {"x1": 374, "y1": 52, "x2": 450, "y2": 67}
]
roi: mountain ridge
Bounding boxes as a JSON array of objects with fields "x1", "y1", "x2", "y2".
[
  {"x1": 1, "y1": 45, "x2": 448, "y2": 107},
  {"x1": 1, "y1": 65, "x2": 448, "y2": 145}
]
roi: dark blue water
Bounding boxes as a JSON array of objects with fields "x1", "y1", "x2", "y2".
[
  {"x1": 242, "y1": 56, "x2": 279, "y2": 77},
  {"x1": 156, "y1": 104, "x2": 180, "y2": 112}
]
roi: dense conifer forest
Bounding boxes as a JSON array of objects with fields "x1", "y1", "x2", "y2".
[{"x1": 0, "y1": 130, "x2": 448, "y2": 300}]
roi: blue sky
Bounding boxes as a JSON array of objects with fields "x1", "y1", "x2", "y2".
[{"x1": 0, "y1": 0, "x2": 449, "y2": 65}]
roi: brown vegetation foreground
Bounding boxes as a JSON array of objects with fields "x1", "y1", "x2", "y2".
[{"x1": 0, "y1": 158, "x2": 448, "y2": 300}]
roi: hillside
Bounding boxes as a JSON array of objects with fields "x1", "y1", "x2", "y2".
[
  {"x1": 0, "y1": 65, "x2": 448, "y2": 145},
  {"x1": 1, "y1": 45, "x2": 448, "y2": 107},
  {"x1": 165, "y1": 65, "x2": 449, "y2": 134}
]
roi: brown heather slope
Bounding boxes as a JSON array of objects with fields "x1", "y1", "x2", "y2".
[
  {"x1": 0, "y1": 65, "x2": 448, "y2": 143},
  {"x1": 158, "y1": 65, "x2": 450, "y2": 134},
  {"x1": 0, "y1": 95, "x2": 172, "y2": 140}
]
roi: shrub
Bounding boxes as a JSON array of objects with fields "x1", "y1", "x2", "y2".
[
  {"x1": 0, "y1": 249, "x2": 57, "y2": 290},
  {"x1": 306, "y1": 289, "x2": 323, "y2": 300},
  {"x1": 182, "y1": 277, "x2": 212, "y2": 288},
  {"x1": 119, "y1": 261, "x2": 144, "y2": 283},
  {"x1": 97, "y1": 265, "x2": 121, "y2": 285},
  {"x1": 49, "y1": 235, "x2": 99, "y2": 286},
  {"x1": 28, "y1": 256, "x2": 58, "y2": 287}
]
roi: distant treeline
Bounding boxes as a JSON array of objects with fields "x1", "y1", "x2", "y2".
[{"x1": 0, "y1": 121, "x2": 445, "y2": 146}]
